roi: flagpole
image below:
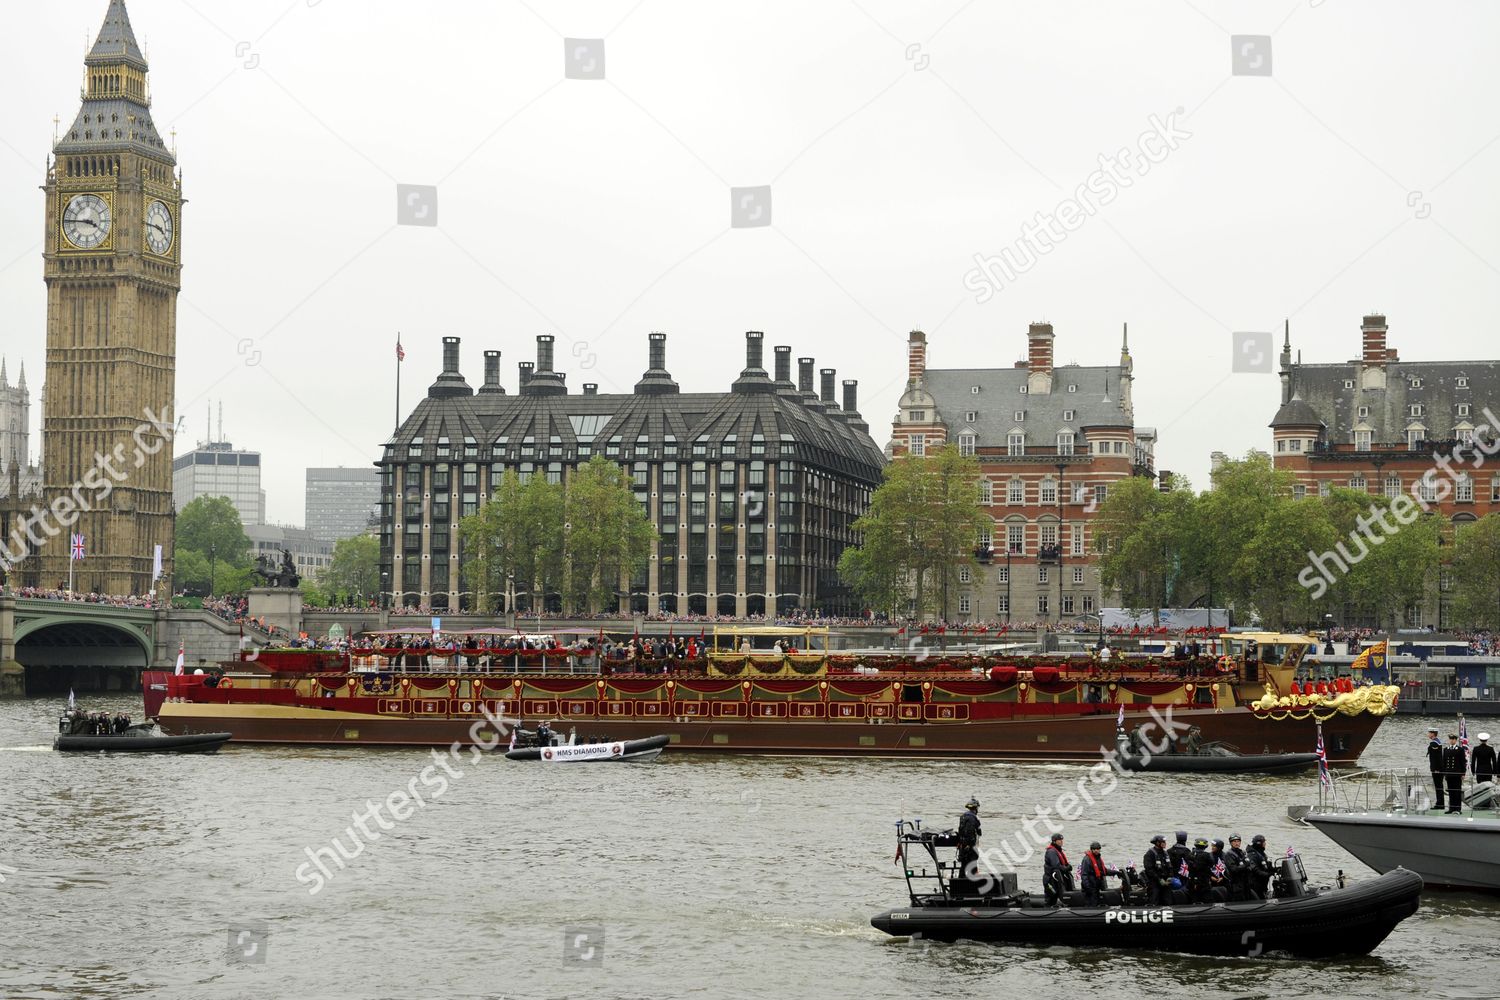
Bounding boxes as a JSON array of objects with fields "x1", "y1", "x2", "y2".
[{"x1": 394, "y1": 331, "x2": 402, "y2": 433}]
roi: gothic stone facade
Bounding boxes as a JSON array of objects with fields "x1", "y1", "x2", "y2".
[{"x1": 38, "y1": 0, "x2": 181, "y2": 595}]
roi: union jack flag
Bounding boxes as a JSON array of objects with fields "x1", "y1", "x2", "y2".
[
  {"x1": 1460, "y1": 716, "x2": 1471, "y2": 767},
  {"x1": 396, "y1": 336, "x2": 406, "y2": 362},
  {"x1": 70, "y1": 533, "x2": 85, "y2": 561},
  {"x1": 1211, "y1": 859, "x2": 1227, "y2": 880},
  {"x1": 1316, "y1": 727, "x2": 1332, "y2": 788}
]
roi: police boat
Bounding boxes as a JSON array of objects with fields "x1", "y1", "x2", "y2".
[
  {"x1": 1114, "y1": 728, "x2": 1320, "y2": 775},
  {"x1": 53, "y1": 713, "x2": 232, "y2": 754},
  {"x1": 504, "y1": 726, "x2": 669, "y2": 762},
  {"x1": 871, "y1": 819, "x2": 1422, "y2": 957}
]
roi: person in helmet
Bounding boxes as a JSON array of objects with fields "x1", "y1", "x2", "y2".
[
  {"x1": 1142, "y1": 834, "x2": 1172, "y2": 905},
  {"x1": 1208, "y1": 839, "x2": 1230, "y2": 900},
  {"x1": 1043, "y1": 832, "x2": 1074, "y2": 906},
  {"x1": 1166, "y1": 830, "x2": 1192, "y2": 886},
  {"x1": 1079, "y1": 840, "x2": 1111, "y2": 906},
  {"x1": 1187, "y1": 837, "x2": 1214, "y2": 902},
  {"x1": 1244, "y1": 834, "x2": 1274, "y2": 899},
  {"x1": 956, "y1": 798, "x2": 982, "y2": 874},
  {"x1": 1224, "y1": 833, "x2": 1249, "y2": 901}
]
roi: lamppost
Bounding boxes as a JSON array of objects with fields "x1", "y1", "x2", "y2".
[
  {"x1": 209, "y1": 542, "x2": 217, "y2": 598},
  {"x1": 380, "y1": 570, "x2": 389, "y2": 610},
  {"x1": 1005, "y1": 538, "x2": 1012, "y2": 628}
]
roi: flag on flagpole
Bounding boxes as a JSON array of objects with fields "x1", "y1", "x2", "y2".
[
  {"x1": 174, "y1": 643, "x2": 185, "y2": 676},
  {"x1": 67, "y1": 688, "x2": 76, "y2": 712},
  {"x1": 1116, "y1": 704, "x2": 1125, "y2": 730},
  {"x1": 152, "y1": 544, "x2": 163, "y2": 583},
  {"x1": 1316, "y1": 725, "x2": 1332, "y2": 788},
  {"x1": 70, "y1": 533, "x2": 85, "y2": 561},
  {"x1": 1349, "y1": 638, "x2": 1388, "y2": 672},
  {"x1": 1460, "y1": 715, "x2": 1470, "y2": 767},
  {"x1": 396, "y1": 336, "x2": 406, "y2": 362}
]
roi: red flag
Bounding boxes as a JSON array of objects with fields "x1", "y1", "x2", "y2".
[{"x1": 396, "y1": 337, "x2": 406, "y2": 362}]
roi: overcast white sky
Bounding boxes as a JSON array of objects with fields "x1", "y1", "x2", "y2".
[{"x1": 3, "y1": 0, "x2": 1498, "y2": 526}]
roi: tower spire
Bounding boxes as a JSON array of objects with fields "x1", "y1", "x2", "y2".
[{"x1": 87, "y1": 0, "x2": 147, "y2": 72}]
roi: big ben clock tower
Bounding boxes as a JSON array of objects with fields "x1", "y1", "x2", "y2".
[{"x1": 41, "y1": 0, "x2": 180, "y2": 595}]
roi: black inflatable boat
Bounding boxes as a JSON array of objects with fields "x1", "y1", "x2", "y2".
[
  {"x1": 872, "y1": 821, "x2": 1420, "y2": 957},
  {"x1": 1114, "y1": 732, "x2": 1320, "y2": 775},
  {"x1": 505, "y1": 733, "x2": 669, "y2": 762},
  {"x1": 53, "y1": 714, "x2": 231, "y2": 753}
]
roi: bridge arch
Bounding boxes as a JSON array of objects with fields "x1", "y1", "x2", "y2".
[{"x1": 13, "y1": 615, "x2": 155, "y2": 667}]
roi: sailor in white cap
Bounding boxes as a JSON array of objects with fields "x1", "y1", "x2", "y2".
[{"x1": 1472, "y1": 732, "x2": 1496, "y2": 794}]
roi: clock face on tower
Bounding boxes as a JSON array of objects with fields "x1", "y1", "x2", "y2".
[
  {"x1": 145, "y1": 199, "x2": 173, "y2": 255},
  {"x1": 62, "y1": 193, "x2": 112, "y2": 249}
]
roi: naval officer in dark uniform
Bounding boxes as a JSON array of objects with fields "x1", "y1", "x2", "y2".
[
  {"x1": 1472, "y1": 732, "x2": 1496, "y2": 799},
  {"x1": 1441, "y1": 733, "x2": 1467, "y2": 814},
  {"x1": 1427, "y1": 728, "x2": 1445, "y2": 810}
]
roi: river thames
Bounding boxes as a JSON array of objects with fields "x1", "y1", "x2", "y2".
[{"x1": 1, "y1": 700, "x2": 1493, "y2": 1000}]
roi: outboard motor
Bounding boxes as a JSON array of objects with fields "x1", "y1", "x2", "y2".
[{"x1": 1274, "y1": 853, "x2": 1310, "y2": 899}]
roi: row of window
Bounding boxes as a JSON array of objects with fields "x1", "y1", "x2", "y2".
[
  {"x1": 975, "y1": 521, "x2": 1089, "y2": 556},
  {"x1": 405, "y1": 432, "x2": 803, "y2": 462},
  {"x1": 1291, "y1": 473, "x2": 1498, "y2": 503},
  {"x1": 960, "y1": 564, "x2": 1087, "y2": 584},
  {"x1": 977, "y1": 479, "x2": 1105, "y2": 507},
  {"x1": 959, "y1": 594, "x2": 1097, "y2": 615}
]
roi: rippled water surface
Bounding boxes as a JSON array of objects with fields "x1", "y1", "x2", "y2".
[{"x1": 1, "y1": 699, "x2": 1493, "y2": 1000}]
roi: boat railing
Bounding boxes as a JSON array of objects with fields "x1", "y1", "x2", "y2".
[{"x1": 1313, "y1": 766, "x2": 1490, "y2": 817}]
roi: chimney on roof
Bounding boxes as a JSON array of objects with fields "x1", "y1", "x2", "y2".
[
  {"x1": 523, "y1": 335, "x2": 567, "y2": 395},
  {"x1": 843, "y1": 379, "x2": 869, "y2": 434},
  {"x1": 908, "y1": 330, "x2": 927, "y2": 383},
  {"x1": 479, "y1": 350, "x2": 505, "y2": 394},
  {"x1": 798, "y1": 357, "x2": 824, "y2": 411},
  {"x1": 732, "y1": 331, "x2": 773, "y2": 394},
  {"x1": 634, "y1": 331, "x2": 679, "y2": 395},
  {"x1": 427, "y1": 336, "x2": 474, "y2": 399},
  {"x1": 583, "y1": 383, "x2": 598, "y2": 395},
  {"x1": 518, "y1": 361, "x2": 534, "y2": 390},
  {"x1": 1362, "y1": 314, "x2": 1389, "y2": 368},
  {"x1": 1027, "y1": 322, "x2": 1055, "y2": 394},
  {"x1": 773, "y1": 346, "x2": 792, "y2": 384},
  {"x1": 820, "y1": 369, "x2": 838, "y2": 408}
]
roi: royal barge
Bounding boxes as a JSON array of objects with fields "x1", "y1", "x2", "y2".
[{"x1": 144, "y1": 628, "x2": 1399, "y2": 761}]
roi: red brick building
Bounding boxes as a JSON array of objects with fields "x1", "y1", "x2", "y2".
[
  {"x1": 888, "y1": 324, "x2": 1156, "y2": 622},
  {"x1": 1270, "y1": 313, "x2": 1499, "y2": 627}
]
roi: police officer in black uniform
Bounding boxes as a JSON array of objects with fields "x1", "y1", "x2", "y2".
[
  {"x1": 1166, "y1": 830, "x2": 1192, "y2": 888},
  {"x1": 956, "y1": 798, "x2": 982, "y2": 873},
  {"x1": 1187, "y1": 837, "x2": 1214, "y2": 903},
  {"x1": 1244, "y1": 834, "x2": 1273, "y2": 899},
  {"x1": 1427, "y1": 727, "x2": 1445, "y2": 810},
  {"x1": 1441, "y1": 733, "x2": 1466, "y2": 814},
  {"x1": 1142, "y1": 834, "x2": 1171, "y2": 905},
  {"x1": 1224, "y1": 833, "x2": 1248, "y2": 901}
]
